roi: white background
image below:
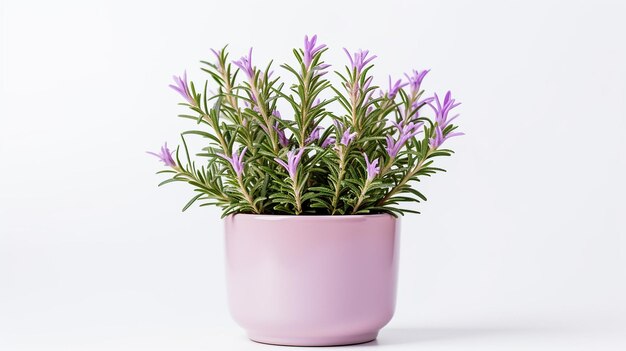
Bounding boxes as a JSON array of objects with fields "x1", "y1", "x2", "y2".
[{"x1": 1, "y1": 0, "x2": 625, "y2": 350}]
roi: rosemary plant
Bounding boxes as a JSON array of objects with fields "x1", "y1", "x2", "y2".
[{"x1": 149, "y1": 35, "x2": 463, "y2": 217}]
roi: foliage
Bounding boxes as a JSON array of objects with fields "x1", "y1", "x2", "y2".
[{"x1": 149, "y1": 35, "x2": 463, "y2": 217}]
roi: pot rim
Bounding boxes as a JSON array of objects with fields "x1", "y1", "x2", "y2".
[{"x1": 227, "y1": 213, "x2": 397, "y2": 221}]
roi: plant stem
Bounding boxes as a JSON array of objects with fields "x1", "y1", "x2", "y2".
[
  {"x1": 237, "y1": 175, "x2": 260, "y2": 213},
  {"x1": 220, "y1": 70, "x2": 251, "y2": 151},
  {"x1": 294, "y1": 182, "x2": 302, "y2": 214},
  {"x1": 330, "y1": 149, "x2": 347, "y2": 214},
  {"x1": 351, "y1": 179, "x2": 371, "y2": 214},
  {"x1": 378, "y1": 149, "x2": 433, "y2": 206},
  {"x1": 201, "y1": 113, "x2": 230, "y2": 156},
  {"x1": 348, "y1": 79, "x2": 361, "y2": 133},
  {"x1": 250, "y1": 84, "x2": 279, "y2": 153},
  {"x1": 298, "y1": 70, "x2": 312, "y2": 146},
  {"x1": 402, "y1": 90, "x2": 418, "y2": 125},
  {"x1": 221, "y1": 72, "x2": 239, "y2": 110},
  {"x1": 379, "y1": 157, "x2": 395, "y2": 177}
]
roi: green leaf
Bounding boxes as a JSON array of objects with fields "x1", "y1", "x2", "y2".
[{"x1": 182, "y1": 193, "x2": 204, "y2": 212}]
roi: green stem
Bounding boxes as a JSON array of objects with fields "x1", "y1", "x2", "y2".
[
  {"x1": 377, "y1": 149, "x2": 433, "y2": 206},
  {"x1": 294, "y1": 182, "x2": 302, "y2": 214},
  {"x1": 221, "y1": 71, "x2": 239, "y2": 110},
  {"x1": 379, "y1": 157, "x2": 395, "y2": 177},
  {"x1": 402, "y1": 91, "x2": 419, "y2": 125},
  {"x1": 201, "y1": 113, "x2": 230, "y2": 156},
  {"x1": 250, "y1": 84, "x2": 279, "y2": 153},
  {"x1": 351, "y1": 179, "x2": 372, "y2": 214},
  {"x1": 349, "y1": 80, "x2": 360, "y2": 133},
  {"x1": 298, "y1": 69, "x2": 312, "y2": 147},
  {"x1": 237, "y1": 175, "x2": 260, "y2": 214},
  {"x1": 330, "y1": 149, "x2": 347, "y2": 214}
]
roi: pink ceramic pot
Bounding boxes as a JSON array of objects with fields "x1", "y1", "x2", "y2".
[{"x1": 224, "y1": 214, "x2": 400, "y2": 346}]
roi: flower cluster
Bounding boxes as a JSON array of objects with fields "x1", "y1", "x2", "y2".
[{"x1": 149, "y1": 35, "x2": 463, "y2": 216}]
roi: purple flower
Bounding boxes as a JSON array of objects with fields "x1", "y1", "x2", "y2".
[
  {"x1": 305, "y1": 126, "x2": 323, "y2": 144},
  {"x1": 385, "y1": 122, "x2": 423, "y2": 158},
  {"x1": 169, "y1": 72, "x2": 195, "y2": 105},
  {"x1": 273, "y1": 124, "x2": 289, "y2": 148},
  {"x1": 333, "y1": 120, "x2": 357, "y2": 147},
  {"x1": 269, "y1": 109, "x2": 289, "y2": 147},
  {"x1": 274, "y1": 148, "x2": 306, "y2": 181},
  {"x1": 321, "y1": 137, "x2": 336, "y2": 148},
  {"x1": 430, "y1": 91, "x2": 461, "y2": 129},
  {"x1": 220, "y1": 147, "x2": 247, "y2": 177},
  {"x1": 233, "y1": 48, "x2": 255, "y2": 80},
  {"x1": 429, "y1": 125, "x2": 464, "y2": 149},
  {"x1": 363, "y1": 153, "x2": 380, "y2": 181},
  {"x1": 147, "y1": 142, "x2": 176, "y2": 167},
  {"x1": 313, "y1": 63, "x2": 331, "y2": 76},
  {"x1": 343, "y1": 48, "x2": 377, "y2": 74},
  {"x1": 391, "y1": 120, "x2": 406, "y2": 133},
  {"x1": 404, "y1": 69, "x2": 430, "y2": 95},
  {"x1": 340, "y1": 129, "x2": 357, "y2": 146},
  {"x1": 387, "y1": 76, "x2": 409, "y2": 99},
  {"x1": 361, "y1": 76, "x2": 373, "y2": 93},
  {"x1": 384, "y1": 134, "x2": 397, "y2": 156},
  {"x1": 303, "y1": 35, "x2": 326, "y2": 68}
]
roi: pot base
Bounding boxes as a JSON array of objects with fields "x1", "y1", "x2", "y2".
[{"x1": 248, "y1": 331, "x2": 378, "y2": 347}]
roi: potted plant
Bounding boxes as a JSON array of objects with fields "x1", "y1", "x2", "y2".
[{"x1": 149, "y1": 34, "x2": 462, "y2": 346}]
